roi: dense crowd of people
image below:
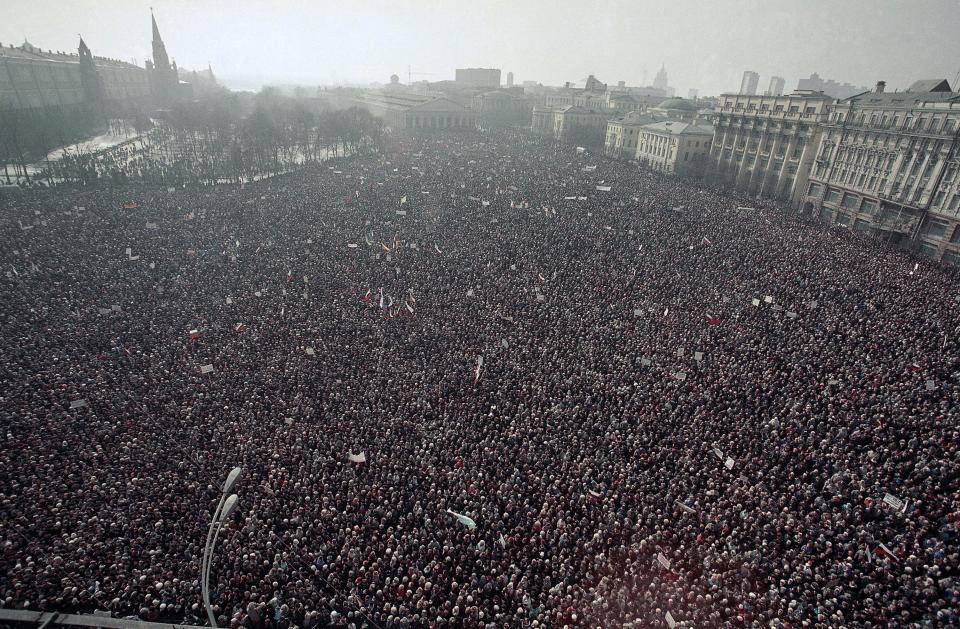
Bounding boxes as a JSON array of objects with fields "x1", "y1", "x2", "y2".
[{"x1": 1, "y1": 128, "x2": 958, "y2": 628}]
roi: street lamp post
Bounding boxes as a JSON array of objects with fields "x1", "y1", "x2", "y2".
[{"x1": 201, "y1": 467, "x2": 241, "y2": 628}]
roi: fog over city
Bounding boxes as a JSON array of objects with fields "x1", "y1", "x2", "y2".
[
  {"x1": 2, "y1": 1, "x2": 960, "y2": 629},
  {"x1": 4, "y1": 0, "x2": 959, "y2": 93}
]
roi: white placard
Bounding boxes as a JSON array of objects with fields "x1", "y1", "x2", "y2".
[
  {"x1": 882, "y1": 493, "x2": 904, "y2": 511},
  {"x1": 665, "y1": 611, "x2": 677, "y2": 628},
  {"x1": 751, "y1": 298, "x2": 760, "y2": 306},
  {"x1": 305, "y1": 347, "x2": 316, "y2": 356},
  {"x1": 657, "y1": 552, "x2": 671, "y2": 570},
  {"x1": 640, "y1": 358, "x2": 652, "y2": 367},
  {"x1": 200, "y1": 364, "x2": 214, "y2": 374},
  {"x1": 674, "y1": 372, "x2": 687, "y2": 381},
  {"x1": 694, "y1": 351, "x2": 704, "y2": 362},
  {"x1": 633, "y1": 308, "x2": 642, "y2": 316},
  {"x1": 70, "y1": 399, "x2": 88, "y2": 409},
  {"x1": 724, "y1": 457, "x2": 735, "y2": 470},
  {"x1": 764, "y1": 295, "x2": 773, "y2": 304}
]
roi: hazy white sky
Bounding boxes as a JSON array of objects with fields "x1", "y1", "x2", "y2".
[{"x1": 4, "y1": 0, "x2": 959, "y2": 95}]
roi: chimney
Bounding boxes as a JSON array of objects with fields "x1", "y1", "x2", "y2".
[{"x1": 875, "y1": 81, "x2": 886, "y2": 94}]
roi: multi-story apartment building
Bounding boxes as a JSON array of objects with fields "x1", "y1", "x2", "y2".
[
  {"x1": 454, "y1": 68, "x2": 501, "y2": 89},
  {"x1": 603, "y1": 111, "x2": 657, "y2": 158},
  {"x1": 803, "y1": 80, "x2": 960, "y2": 263},
  {"x1": 707, "y1": 90, "x2": 833, "y2": 205},
  {"x1": 740, "y1": 71, "x2": 759, "y2": 96},
  {"x1": 635, "y1": 121, "x2": 714, "y2": 177},
  {"x1": 532, "y1": 105, "x2": 608, "y2": 146}
]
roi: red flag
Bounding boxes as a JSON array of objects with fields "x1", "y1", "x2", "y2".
[
  {"x1": 234, "y1": 323, "x2": 246, "y2": 334},
  {"x1": 701, "y1": 236, "x2": 712, "y2": 246},
  {"x1": 122, "y1": 201, "x2": 139, "y2": 209},
  {"x1": 704, "y1": 312, "x2": 721, "y2": 326},
  {"x1": 189, "y1": 329, "x2": 200, "y2": 340},
  {"x1": 361, "y1": 289, "x2": 372, "y2": 303},
  {"x1": 287, "y1": 271, "x2": 294, "y2": 283}
]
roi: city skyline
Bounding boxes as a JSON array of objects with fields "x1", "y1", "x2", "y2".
[{"x1": 3, "y1": 0, "x2": 959, "y2": 95}]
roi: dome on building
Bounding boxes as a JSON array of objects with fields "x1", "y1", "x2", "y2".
[
  {"x1": 390, "y1": 74, "x2": 400, "y2": 85},
  {"x1": 656, "y1": 97, "x2": 697, "y2": 112}
]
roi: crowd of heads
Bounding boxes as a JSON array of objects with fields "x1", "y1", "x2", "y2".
[{"x1": 1, "y1": 128, "x2": 958, "y2": 628}]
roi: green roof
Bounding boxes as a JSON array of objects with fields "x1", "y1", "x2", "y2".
[{"x1": 655, "y1": 97, "x2": 698, "y2": 111}]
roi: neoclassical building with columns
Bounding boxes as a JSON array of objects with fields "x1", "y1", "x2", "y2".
[
  {"x1": 353, "y1": 91, "x2": 478, "y2": 131},
  {"x1": 706, "y1": 91, "x2": 832, "y2": 206},
  {"x1": 803, "y1": 80, "x2": 960, "y2": 263}
]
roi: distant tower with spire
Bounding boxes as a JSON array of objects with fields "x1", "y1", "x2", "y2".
[
  {"x1": 77, "y1": 36, "x2": 104, "y2": 105},
  {"x1": 147, "y1": 9, "x2": 182, "y2": 106}
]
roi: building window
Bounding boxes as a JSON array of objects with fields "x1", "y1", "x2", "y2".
[
  {"x1": 861, "y1": 199, "x2": 878, "y2": 214},
  {"x1": 826, "y1": 189, "x2": 842, "y2": 205},
  {"x1": 841, "y1": 193, "x2": 859, "y2": 209},
  {"x1": 808, "y1": 182, "x2": 823, "y2": 198},
  {"x1": 926, "y1": 218, "x2": 950, "y2": 239}
]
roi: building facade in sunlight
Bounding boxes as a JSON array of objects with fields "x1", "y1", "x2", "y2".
[
  {"x1": 635, "y1": 120, "x2": 714, "y2": 176},
  {"x1": 707, "y1": 90, "x2": 832, "y2": 205},
  {"x1": 803, "y1": 80, "x2": 960, "y2": 263}
]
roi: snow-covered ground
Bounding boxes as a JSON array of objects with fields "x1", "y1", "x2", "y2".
[{"x1": 2, "y1": 128, "x2": 141, "y2": 185}]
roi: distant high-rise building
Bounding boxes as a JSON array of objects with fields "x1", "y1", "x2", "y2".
[
  {"x1": 455, "y1": 68, "x2": 501, "y2": 88},
  {"x1": 796, "y1": 72, "x2": 868, "y2": 100},
  {"x1": 652, "y1": 64, "x2": 669, "y2": 91},
  {"x1": 506, "y1": 71, "x2": 514, "y2": 87},
  {"x1": 739, "y1": 71, "x2": 759, "y2": 95},
  {"x1": 768, "y1": 76, "x2": 785, "y2": 96},
  {"x1": 687, "y1": 88, "x2": 699, "y2": 101}
]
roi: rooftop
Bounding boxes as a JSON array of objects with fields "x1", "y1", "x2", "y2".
[
  {"x1": 0, "y1": 41, "x2": 141, "y2": 69},
  {"x1": 641, "y1": 121, "x2": 714, "y2": 136},
  {"x1": 841, "y1": 79, "x2": 958, "y2": 107}
]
